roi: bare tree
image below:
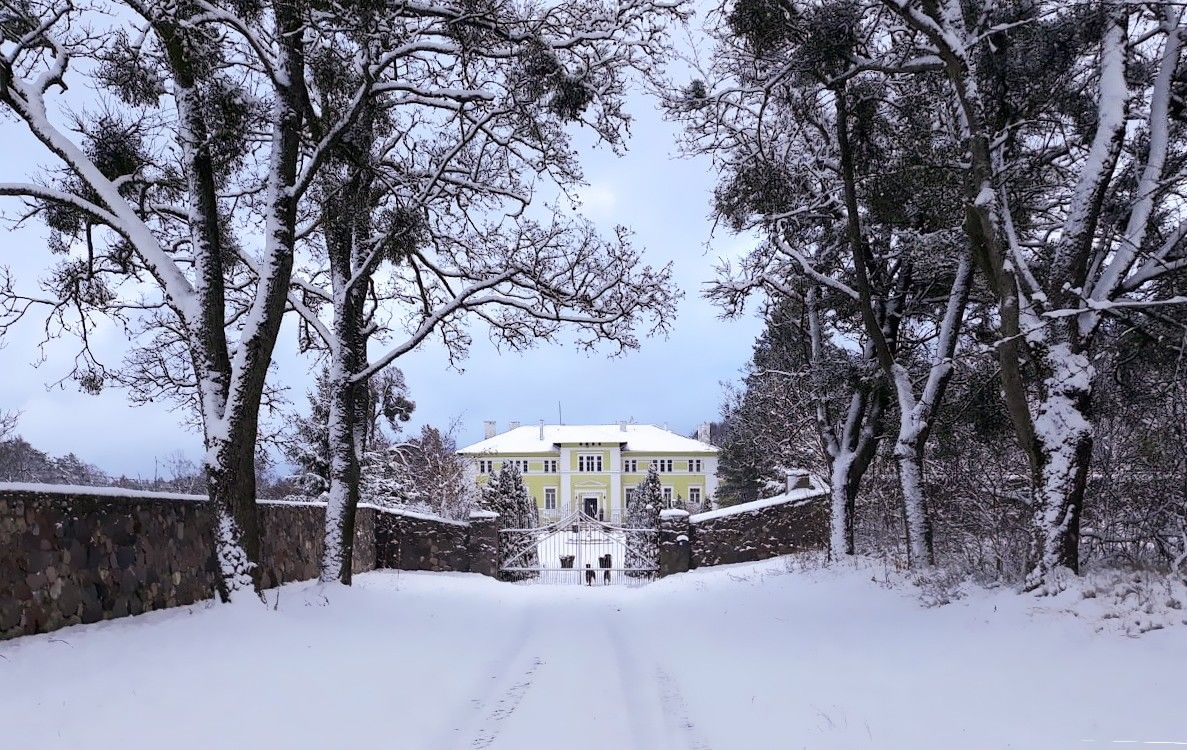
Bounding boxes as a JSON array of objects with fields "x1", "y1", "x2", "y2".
[
  {"x1": 277, "y1": 0, "x2": 685, "y2": 583},
  {"x1": 0, "y1": 409, "x2": 17, "y2": 442},
  {"x1": 0, "y1": 0, "x2": 433, "y2": 597},
  {"x1": 877, "y1": 0, "x2": 1187, "y2": 589}
]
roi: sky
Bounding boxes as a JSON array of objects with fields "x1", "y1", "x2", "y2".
[{"x1": 0, "y1": 36, "x2": 763, "y2": 478}]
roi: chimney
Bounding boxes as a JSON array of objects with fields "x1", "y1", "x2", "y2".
[
  {"x1": 538, "y1": 420, "x2": 545, "y2": 440},
  {"x1": 697, "y1": 422, "x2": 711, "y2": 443},
  {"x1": 510, "y1": 420, "x2": 521, "y2": 431},
  {"x1": 619, "y1": 420, "x2": 627, "y2": 433},
  {"x1": 483, "y1": 420, "x2": 496, "y2": 439}
]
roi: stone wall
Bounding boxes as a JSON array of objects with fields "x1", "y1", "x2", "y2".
[
  {"x1": 689, "y1": 491, "x2": 828, "y2": 568},
  {"x1": 256, "y1": 501, "x2": 377, "y2": 588},
  {"x1": 373, "y1": 507, "x2": 468, "y2": 572},
  {"x1": 0, "y1": 486, "x2": 479, "y2": 641},
  {"x1": 658, "y1": 509, "x2": 691, "y2": 577},
  {"x1": 1, "y1": 486, "x2": 219, "y2": 640}
]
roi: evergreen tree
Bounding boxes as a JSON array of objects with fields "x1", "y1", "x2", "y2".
[
  {"x1": 283, "y1": 368, "x2": 414, "y2": 497},
  {"x1": 482, "y1": 462, "x2": 539, "y2": 576},
  {"x1": 625, "y1": 466, "x2": 663, "y2": 575}
]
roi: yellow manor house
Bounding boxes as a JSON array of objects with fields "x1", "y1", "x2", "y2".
[{"x1": 458, "y1": 422, "x2": 719, "y2": 524}]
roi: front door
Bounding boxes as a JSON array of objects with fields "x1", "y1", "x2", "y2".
[{"x1": 583, "y1": 496, "x2": 598, "y2": 517}]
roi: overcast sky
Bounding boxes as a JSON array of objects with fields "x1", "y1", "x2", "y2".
[{"x1": 0, "y1": 53, "x2": 763, "y2": 478}]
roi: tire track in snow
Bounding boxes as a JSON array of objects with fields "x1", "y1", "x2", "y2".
[
  {"x1": 655, "y1": 666, "x2": 713, "y2": 750},
  {"x1": 433, "y1": 609, "x2": 540, "y2": 750},
  {"x1": 467, "y1": 655, "x2": 544, "y2": 749},
  {"x1": 603, "y1": 615, "x2": 713, "y2": 750}
]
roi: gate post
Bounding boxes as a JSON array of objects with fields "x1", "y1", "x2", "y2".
[
  {"x1": 467, "y1": 510, "x2": 500, "y2": 577},
  {"x1": 658, "y1": 509, "x2": 691, "y2": 577}
]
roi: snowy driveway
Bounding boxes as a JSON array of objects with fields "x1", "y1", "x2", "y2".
[{"x1": 2, "y1": 560, "x2": 1185, "y2": 749}]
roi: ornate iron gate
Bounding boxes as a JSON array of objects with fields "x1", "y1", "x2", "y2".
[{"x1": 499, "y1": 510, "x2": 658, "y2": 584}]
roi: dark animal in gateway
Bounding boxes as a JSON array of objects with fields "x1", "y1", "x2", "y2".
[
  {"x1": 599, "y1": 554, "x2": 612, "y2": 585},
  {"x1": 585, "y1": 564, "x2": 596, "y2": 586}
]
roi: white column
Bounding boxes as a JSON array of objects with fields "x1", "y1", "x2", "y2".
[
  {"x1": 609, "y1": 445, "x2": 622, "y2": 522},
  {"x1": 559, "y1": 446, "x2": 572, "y2": 513},
  {"x1": 706, "y1": 456, "x2": 719, "y2": 499}
]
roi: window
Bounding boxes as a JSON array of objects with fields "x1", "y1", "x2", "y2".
[
  {"x1": 478, "y1": 459, "x2": 494, "y2": 474},
  {"x1": 689, "y1": 459, "x2": 703, "y2": 473},
  {"x1": 623, "y1": 459, "x2": 638, "y2": 473},
  {"x1": 654, "y1": 459, "x2": 673, "y2": 473},
  {"x1": 544, "y1": 459, "x2": 558, "y2": 473},
  {"x1": 625, "y1": 488, "x2": 637, "y2": 504},
  {"x1": 662, "y1": 486, "x2": 673, "y2": 503},
  {"x1": 578, "y1": 453, "x2": 603, "y2": 472},
  {"x1": 689, "y1": 487, "x2": 701, "y2": 504},
  {"x1": 544, "y1": 488, "x2": 557, "y2": 510},
  {"x1": 513, "y1": 459, "x2": 530, "y2": 473}
]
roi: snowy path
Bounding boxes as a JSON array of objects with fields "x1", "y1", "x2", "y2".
[
  {"x1": 437, "y1": 595, "x2": 710, "y2": 750},
  {"x1": 2, "y1": 560, "x2": 1186, "y2": 749}
]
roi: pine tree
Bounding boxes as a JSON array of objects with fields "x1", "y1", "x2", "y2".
[
  {"x1": 482, "y1": 462, "x2": 539, "y2": 576},
  {"x1": 625, "y1": 466, "x2": 662, "y2": 575}
]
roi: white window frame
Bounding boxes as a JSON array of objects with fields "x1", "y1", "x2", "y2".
[
  {"x1": 544, "y1": 459, "x2": 558, "y2": 473},
  {"x1": 653, "y1": 459, "x2": 673, "y2": 473},
  {"x1": 688, "y1": 486, "x2": 702, "y2": 504},
  {"x1": 544, "y1": 487, "x2": 558, "y2": 510},
  {"x1": 662, "y1": 486, "x2": 673, "y2": 503},
  {"x1": 623, "y1": 459, "x2": 637, "y2": 473},
  {"x1": 689, "y1": 459, "x2": 702, "y2": 473},
  {"x1": 478, "y1": 459, "x2": 494, "y2": 474}
]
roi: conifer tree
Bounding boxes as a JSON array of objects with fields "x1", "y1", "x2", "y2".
[
  {"x1": 625, "y1": 466, "x2": 662, "y2": 574},
  {"x1": 482, "y1": 462, "x2": 539, "y2": 576}
]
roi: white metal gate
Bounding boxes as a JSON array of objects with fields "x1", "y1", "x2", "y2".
[{"x1": 499, "y1": 510, "x2": 658, "y2": 584}]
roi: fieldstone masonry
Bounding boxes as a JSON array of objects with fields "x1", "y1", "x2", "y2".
[
  {"x1": 1, "y1": 487, "x2": 493, "y2": 640},
  {"x1": 688, "y1": 492, "x2": 829, "y2": 568},
  {"x1": 0, "y1": 488, "x2": 220, "y2": 639},
  {"x1": 658, "y1": 509, "x2": 691, "y2": 576},
  {"x1": 374, "y1": 509, "x2": 468, "y2": 572},
  {"x1": 466, "y1": 510, "x2": 500, "y2": 578}
]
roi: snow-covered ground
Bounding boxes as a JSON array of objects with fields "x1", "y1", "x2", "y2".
[{"x1": 3, "y1": 558, "x2": 1185, "y2": 749}]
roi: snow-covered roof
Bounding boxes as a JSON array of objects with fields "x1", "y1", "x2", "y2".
[{"x1": 457, "y1": 424, "x2": 718, "y2": 455}]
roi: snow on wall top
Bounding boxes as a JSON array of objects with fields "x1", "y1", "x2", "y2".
[
  {"x1": 0, "y1": 483, "x2": 468, "y2": 526},
  {"x1": 690, "y1": 485, "x2": 827, "y2": 523},
  {"x1": 457, "y1": 424, "x2": 718, "y2": 455},
  {"x1": 0, "y1": 482, "x2": 208, "y2": 502}
]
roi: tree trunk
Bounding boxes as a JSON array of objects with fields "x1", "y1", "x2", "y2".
[
  {"x1": 893, "y1": 435, "x2": 933, "y2": 567},
  {"x1": 318, "y1": 135, "x2": 372, "y2": 584},
  {"x1": 829, "y1": 452, "x2": 857, "y2": 557},
  {"x1": 322, "y1": 359, "x2": 363, "y2": 584},
  {"x1": 1025, "y1": 345, "x2": 1095, "y2": 590},
  {"x1": 205, "y1": 428, "x2": 262, "y2": 600}
]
